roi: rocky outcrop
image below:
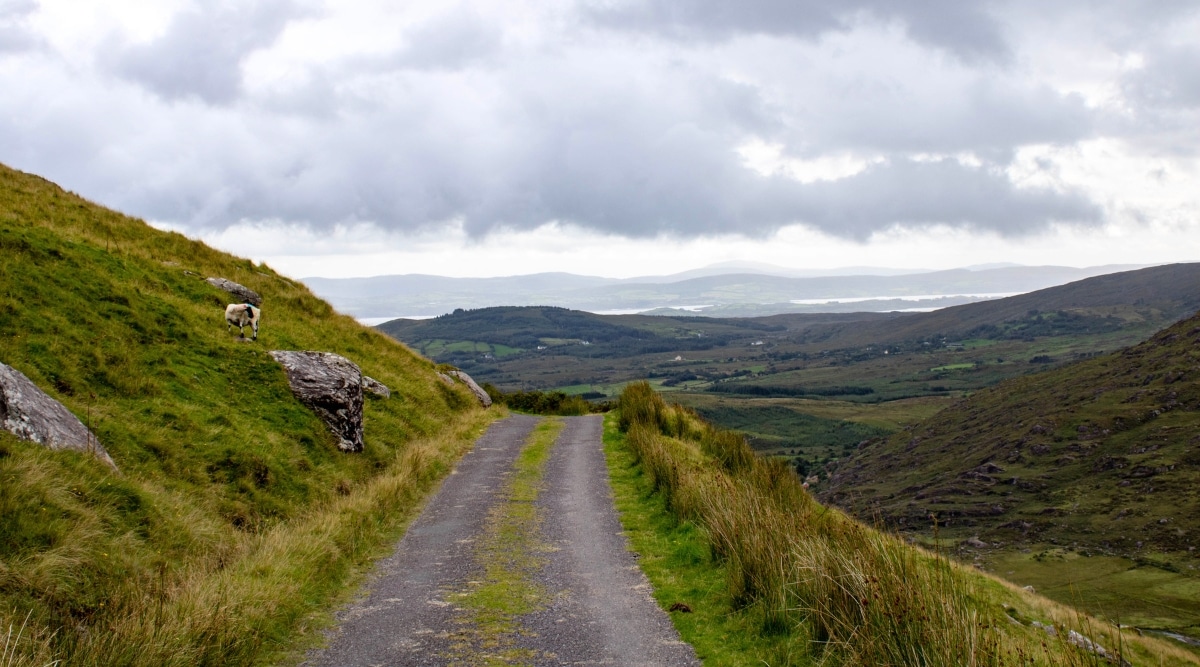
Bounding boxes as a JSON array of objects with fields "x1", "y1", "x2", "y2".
[
  {"x1": 362, "y1": 375, "x2": 390, "y2": 398},
  {"x1": 0, "y1": 362, "x2": 117, "y2": 470},
  {"x1": 206, "y1": 277, "x2": 262, "y2": 307},
  {"x1": 446, "y1": 370, "x2": 492, "y2": 408},
  {"x1": 270, "y1": 351, "x2": 364, "y2": 452}
]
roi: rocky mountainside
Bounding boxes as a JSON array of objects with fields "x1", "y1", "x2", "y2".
[{"x1": 820, "y1": 308, "x2": 1200, "y2": 557}]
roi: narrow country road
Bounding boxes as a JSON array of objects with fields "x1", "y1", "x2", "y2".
[{"x1": 304, "y1": 414, "x2": 700, "y2": 666}]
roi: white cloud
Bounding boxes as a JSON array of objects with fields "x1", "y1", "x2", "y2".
[
  {"x1": 1009, "y1": 139, "x2": 1200, "y2": 225},
  {"x1": 2, "y1": 0, "x2": 1199, "y2": 278},
  {"x1": 737, "y1": 140, "x2": 884, "y2": 183}
]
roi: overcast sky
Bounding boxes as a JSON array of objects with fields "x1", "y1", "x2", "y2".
[{"x1": 2, "y1": 0, "x2": 1198, "y2": 278}]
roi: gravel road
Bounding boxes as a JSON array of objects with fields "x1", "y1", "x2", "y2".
[{"x1": 304, "y1": 414, "x2": 699, "y2": 666}]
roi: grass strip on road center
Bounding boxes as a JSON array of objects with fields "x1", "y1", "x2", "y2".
[{"x1": 447, "y1": 418, "x2": 564, "y2": 665}]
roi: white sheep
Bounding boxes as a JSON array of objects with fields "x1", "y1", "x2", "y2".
[{"x1": 225, "y1": 303, "x2": 261, "y2": 340}]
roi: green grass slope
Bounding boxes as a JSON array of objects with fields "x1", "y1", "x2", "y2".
[
  {"x1": 0, "y1": 164, "x2": 491, "y2": 665},
  {"x1": 821, "y1": 309, "x2": 1200, "y2": 552}
]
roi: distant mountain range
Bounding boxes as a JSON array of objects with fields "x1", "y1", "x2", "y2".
[
  {"x1": 304, "y1": 263, "x2": 1150, "y2": 319},
  {"x1": 376, "y1": 263, "x2": 1200, "y2": 394}
]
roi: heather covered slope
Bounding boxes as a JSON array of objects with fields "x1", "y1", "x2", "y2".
[
  {"x1": 821, "y1": 310, "x2": 1200, "y2": 553},
  {"x1": 819, "y1": 309, "x2": 1200, "y2": 642},
  {"x1": 0, "y1": 163, "x2": 490, "y2": 665}
]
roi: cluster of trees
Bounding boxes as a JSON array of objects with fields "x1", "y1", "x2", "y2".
[
  {"x1": 707, "y1": 384, "x2": 875, "y2": 397},
  {"x1": 383, "y1": 305, "x2": 758, "y2": 364},
  {"x1": 481, "y1": 384, "x2": 611, "y2": 416},
  {"x1": 967, "y1": 310, "x2": 1124, "y2": 341},
  {"x1": 654, "y1": 368, "x2": 752, "y2": 387}
]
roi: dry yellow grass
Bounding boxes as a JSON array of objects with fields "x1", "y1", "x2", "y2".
[{"x1": 617, "y1": 381, "x2": 1198, "y2": 666}]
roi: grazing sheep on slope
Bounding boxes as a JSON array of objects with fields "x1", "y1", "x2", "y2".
[{"x1": 225, "y1": 303, "x2": 261, "y2": 340}]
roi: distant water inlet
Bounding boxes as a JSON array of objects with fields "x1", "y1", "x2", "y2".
[
  {"x1": 352, "y1": 294, "x2": 1021, "y2": 323},
  {"x1": 789, "y1": 292, "x2": 1022, "y2": 306},
  {"x1": 357, "y1": 315, "x2": 436, "y2": 325},
  {"x1": 591, "y1": 304, "x2": 714, "y2": 315}
]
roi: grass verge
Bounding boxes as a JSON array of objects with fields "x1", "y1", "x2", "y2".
[
  {"x1": 606, "y1": 381, "x2": 1199, "y2": 666},
  {"x1": 603, "y1": 413, "x2": 810, "y2": 665}
]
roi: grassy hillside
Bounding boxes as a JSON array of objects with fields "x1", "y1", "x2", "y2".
[
  {"x1": 820, "y1": 309, "x2": 1200, "y2": 643},
  {"x1": 782, "y1": 262, "x2": 1200, "y2": 350},
  {"x1": 608, "y1": 383, "x2": 1198, "y2": 665},
  {"x1": 0, "y1": 164, "x2": 493, "y2": 665}
]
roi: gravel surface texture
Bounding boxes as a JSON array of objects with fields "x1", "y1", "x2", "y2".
[
  {"x1": 520, "y1": 415, "x2": 700, "y2": 666},
  {"x1": 303, "y1": 414, "x2": 698, "y2": 666},
  {"x1": 303, "y1": 414, "x2": 539, "y2": 666}
]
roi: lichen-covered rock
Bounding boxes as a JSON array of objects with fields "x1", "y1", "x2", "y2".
[
  {"x1": 270, "y1": 351, "x2": 364, "y2": 452},
  {"x1": 436, "y1": 372, "x2": 456, "y2": 387},
  {"x1": 362, "y1": 375, "x2": 390, "y2": 398},
  {"x1": 206, "y1": 277, "x2": 262, "y2": 307},
  {"x1": 0, "y1": 362, "x2": 117, "y2": 470},
  {"x1": 447, "y1": 370, "x2": 492, "y2": 408}
]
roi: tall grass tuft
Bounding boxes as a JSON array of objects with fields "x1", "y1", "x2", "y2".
[
  {"x1": 618, "y1": 381, "x2": 668, "y2": 433},
  {"x1": 616, "y1": 381, "x2": 1198, "y2": 666},
  {"x1": 1, "y1": 611, "x2": 57, "y2": 667}
]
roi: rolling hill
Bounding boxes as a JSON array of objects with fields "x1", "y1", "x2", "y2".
[
  {"x1": 820, "y1": 308, "x2": 1200, "y2": 554},
  {"x1": 377, "y1": 263, "x2": 1200, "y2": 398},
  {"x1": 781, "y1": 262, "x2": 1200, "y2": 350}
]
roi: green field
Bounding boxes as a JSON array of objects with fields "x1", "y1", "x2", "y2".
[
  {"x1": 989, "y1": 549, "x2": 1200, "y2": 648},
  {"x1": 418, "y1": 339, "x2": 524, "y2": 358}
]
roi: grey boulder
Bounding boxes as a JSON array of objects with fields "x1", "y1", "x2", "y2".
[
  {"x1": 0, "y1": 362, "x2": 117, "y2": 470},
  {"x1": 270, "y1": 351, "x2": 364, "y2": 452},
  {"x1": 447, "y1": 370, "x2": 492, "y2": 408},
  {"x1": 206, "y1": 277, "x2": 263, "y2": 307},
  {"x1": 362, "y1": 375, "x2": 390, "y2": 398}
]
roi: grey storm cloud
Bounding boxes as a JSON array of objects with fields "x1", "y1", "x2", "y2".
[
  {"x1": 391, "y1": 12, "x2": 503, "y2": 71},
  {"x1": 0, "y1": 0, "x2": 41, "y2": 53},
  {"x1": 792, "y1": 80, "x2": 1094, "y2": 158},
  {"x1": 1123, "y1": 45, "x2": 1200, "y2": 109},
  {"x1": 756, "y1": 159, "x2": 1102, "y2": 239},
  {"x1": 108, "y1": 0, "x2": 310, "y2": 104},
  {"x1": 5, "y1": 0, "x2": 1194, "y2": 244},
  {"x1": 119, "y1": 12, "x2": 1098, "y2": 240},
  {"x1": 124, "y1": 82, "x2": 1099, "y2": 242},
  {"x1": 583, "y1": 0, "x2": 1011, "y2": 63}
]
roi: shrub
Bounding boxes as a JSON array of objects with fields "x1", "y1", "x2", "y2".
[{"x1": 489, "y1": 388, "x2": 608, "y2": 416}]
